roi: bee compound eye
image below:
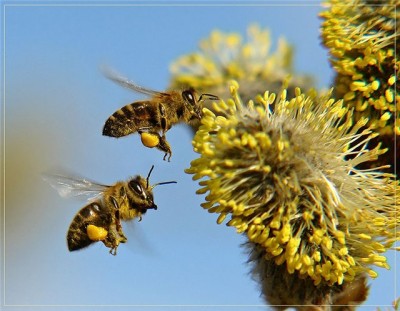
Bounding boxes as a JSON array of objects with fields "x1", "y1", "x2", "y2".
[
  {"x1": 129, "y1": 180, "x2": 143, "y2": 195},
  {"x1": 182, "y1": 90, "x2": 196, "y2": 105}
]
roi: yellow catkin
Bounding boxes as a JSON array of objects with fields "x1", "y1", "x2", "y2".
[{"x1": 186, "y1": 82, "x2": 399, "y2": 288}]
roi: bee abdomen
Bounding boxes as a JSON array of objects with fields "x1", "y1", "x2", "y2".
[
  {"x1": 67, "y1": 203, "x2": 111, "y2": 251},
  {"x1": 103, "y1": 110, "x2": 136, "y2": 138},
  {"x1": 103, "y1": 102, "x2": 160, "y2": 137}
]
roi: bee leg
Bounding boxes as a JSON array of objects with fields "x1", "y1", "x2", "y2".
[
  {"x1": 138, "y1": 130, "x2": 172, "y2": 161},
  {"x1": 97, "y1": 197, "x2": 127, "y2": 255},
  {"x1": 158, "y1": 135, "x2": 172, "y2": 161},
  {"x1": 109, "y1": 197, "x2": 124, "y2": 236},
  {"x1": 110, "y1": 247, "x2": 117, "y2": 256},
  {"x1": 103, "y1": 220, "x2": 127, "y2": 255},
  {"x1": 113, "y1": 209, "x2": 123, "y2": 234},
  {"x1": 159, "y1": 103, "x2": 168, "y2": 134},
  {"x1": 157, "y1": 104, "x2": 173, "y2": 161},
  {"x1": 103, "y1": 234, "x2": 119, "y2": 256},
  {"x1": 113, "y1": 209, "x2": 127, "y2": 242}
]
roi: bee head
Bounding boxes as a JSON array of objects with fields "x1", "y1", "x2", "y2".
[
  {"x1": 182, "y1": 89, "x2": 219, "y2": 120},
  {"x1": 128, "y1": 176, "x2": 156, "y2": 212},
  {"x1": 127, "y1": 166, "x2": 177, "y2": 213}
]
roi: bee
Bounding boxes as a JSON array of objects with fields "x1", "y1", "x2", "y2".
[
  {"x1": 102, "y1": 68, "x2": 219, "y2": 161},
  {"x1": 43, "y1": 166, "x2": 176, "y2": 255}
]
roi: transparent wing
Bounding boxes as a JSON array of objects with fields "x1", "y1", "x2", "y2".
[
  {"x1": 100, "y1": 65, "x2": 162, "y2": 97},
  {"x1": 42, "y1": 174, "x2": 109, "y2": 202}
]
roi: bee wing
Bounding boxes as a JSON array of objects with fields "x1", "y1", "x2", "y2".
[
  {"x1": 42, "y1": 174, "x2": 109, "y2": 202},
  {"x1": 101, "y1": 65, "x2": 164, "y2": 97}
]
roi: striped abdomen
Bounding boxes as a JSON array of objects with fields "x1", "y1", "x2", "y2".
[
  {"x1": 103, "y1": 101, "x2": 160, "y2": 137},
  {"x1": 67, "y1": 202, "x2": 112, "y2": 251}
]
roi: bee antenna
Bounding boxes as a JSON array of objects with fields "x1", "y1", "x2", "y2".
[
  {"x1": 199, "y1": 93, "x2": 219, "y2": 102},
  {"x1": 146, "y1": 165, "x2": 155, "y2": 189},
  {"x1": 151, "y1": 181, "x2": 177, "y2": 189}
]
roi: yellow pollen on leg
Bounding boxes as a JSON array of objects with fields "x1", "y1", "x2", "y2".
[
  {"x1": 87, "y1": 224, "x2": 108, "y2": 241},
  {"x1": 140, "y1": 132, "x2": 160, "y2": 148}
]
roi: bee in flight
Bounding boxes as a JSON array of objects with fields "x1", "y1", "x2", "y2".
[
  {"x1": 102, "y1": 68, "x2": 219, "y2": 161},
  {"x1": 43, "y1": 166, "x2": 176, "y2": 255}
]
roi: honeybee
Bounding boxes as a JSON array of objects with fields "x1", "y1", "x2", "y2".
[
  {"x1": 43, "y1": 166, "x2": 176, "y2": 255},
  {"x1": 102, "y1": 68, "x2": 219, "y2": 161}
]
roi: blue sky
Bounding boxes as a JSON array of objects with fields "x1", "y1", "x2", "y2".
[{"x1": 3, "y1": 2, "x2": 398, "y2": 310}]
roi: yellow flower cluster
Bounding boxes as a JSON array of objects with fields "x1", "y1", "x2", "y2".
[
  {"x1": 186, "y1": 82, "x2": 399, "y2": 287},
  {"x1": 170, "y1": 25, "x2": 312, "y2": 103},
  {"x1": 320, "y1": 0, "x2": 399, "y2": 141}
]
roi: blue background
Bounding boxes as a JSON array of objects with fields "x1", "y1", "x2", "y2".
[{"x1": 3, "y1": 2, "x2": 398, "y2": 310}]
